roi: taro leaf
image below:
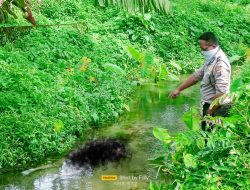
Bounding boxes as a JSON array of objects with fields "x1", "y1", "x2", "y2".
[
  {"x1": 103, "y1": 63, "x2": 125, "y2": 75},
  {"x1": 145, "y1": 53, "x2": 154, "y2": 66},
  {"x1": 159, "y1": 64, "x2": 167, "y2": 80},
  {"x1": 153, "y1": 127, "x2": 172, "y2": 144},
  {"x1": 182, "y1": 107, "x2": 200, "y2": 131},
  {"x1": 183, "y1": 153, "x2": 197, "y2": 169},
  {"x1": 141, "y1": 53, "x2": 154, "y2": 77},
  {"x1": 127, "y1": 46, "x2": 141, "y2": 62}
]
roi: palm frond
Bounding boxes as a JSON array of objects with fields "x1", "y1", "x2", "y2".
[
  {"x1": 0, "y1": 0, "x2": 36, "y2": 25},
  {"x1": 97, "y1": 0, "x2": 170, "y2": 13}
]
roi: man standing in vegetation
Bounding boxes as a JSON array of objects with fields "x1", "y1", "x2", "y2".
[{"x1": 170, "y1": 32, "x2": 232, "y2": 131}]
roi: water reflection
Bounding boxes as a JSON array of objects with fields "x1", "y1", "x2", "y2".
[{"x1": 33, "y1": 162, "x2": 93, "y2": 190}]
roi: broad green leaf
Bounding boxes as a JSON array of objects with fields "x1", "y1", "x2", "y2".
[
  {"x1": 128, "y1": 47, "x2": 155, "y2": 78},
  {"x1": 141, "y1": 65, "x2": 149, "y2": 77},
  {"x1": 183, "y1": 153, "x2": 197, "y2": 169},
  {"x1": 144, "y1": 53, "x2": 154, "y2": 67},
  {"x1": 182, "y1": 107, "x2": 200, "y2": 131},
  {"x1": 153, "y1": 127, "x2": 172, "y2": 144},
  {"x1": 103, "y1": 63, "x2": 125, "y2": 75},
  {"x1": 127, "y1": 46, "x2": 141, "y2": 62},
  {"x1": 159, "y1": 64, "x2": 167, "y2": 80}
]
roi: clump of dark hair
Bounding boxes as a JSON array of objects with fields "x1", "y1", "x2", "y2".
[
  {"x1": 198, "y1": 32, "x2": 219, "y2": 46},
  {"x1": 67, "y1": 139, "x2": 128, "y2": 167}
]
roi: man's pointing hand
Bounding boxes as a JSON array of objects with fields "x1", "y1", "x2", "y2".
[{"x1": 170, "y1": 89, "x2": 180, "y2": 98}]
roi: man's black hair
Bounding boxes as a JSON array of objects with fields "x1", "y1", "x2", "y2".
[{"x1": 198, "y1": 32, "x2": 219, "y2": 46}]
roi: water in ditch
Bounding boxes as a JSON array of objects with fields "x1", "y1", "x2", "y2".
[{"x1": 0, "y1": 81, "x2": 200, "y2": 190}]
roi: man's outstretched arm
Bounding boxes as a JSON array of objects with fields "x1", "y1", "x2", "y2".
[{"x1": 170, "y1": 74, "x2": 198, "y2": 98}]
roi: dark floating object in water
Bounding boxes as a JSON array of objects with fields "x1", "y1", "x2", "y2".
[{"x1": 67, "y1": 139, "x2": 128, "y2": 167}]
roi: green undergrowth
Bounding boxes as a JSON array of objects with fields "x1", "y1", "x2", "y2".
[
  {"x1": 0, "y1": 18, "x2": 134, "y2": 171},
  {"x1": 150, "y1": 58, "x2": 250, "y2": 189},
  {"x1": 0, "y1": 27, "x2": 133, "y2": 171}
]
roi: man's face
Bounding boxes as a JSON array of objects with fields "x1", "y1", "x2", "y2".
[{"x1": 199, "y1": 40, "x2": 216, "y2": 51}]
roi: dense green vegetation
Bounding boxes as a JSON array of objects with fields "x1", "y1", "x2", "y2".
[
  {"x1": 151, "y1": 58, "x2": 250, "y2": 189},
  {"x1": 0, "y1": 0, "x2": 249, "y2": 189},
  {"x1": 0, "y1": 0, "x2": 138, "y2": 171},
  {"x1": 0, "y1": 0, "x2": 170, "y2": 25}
]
